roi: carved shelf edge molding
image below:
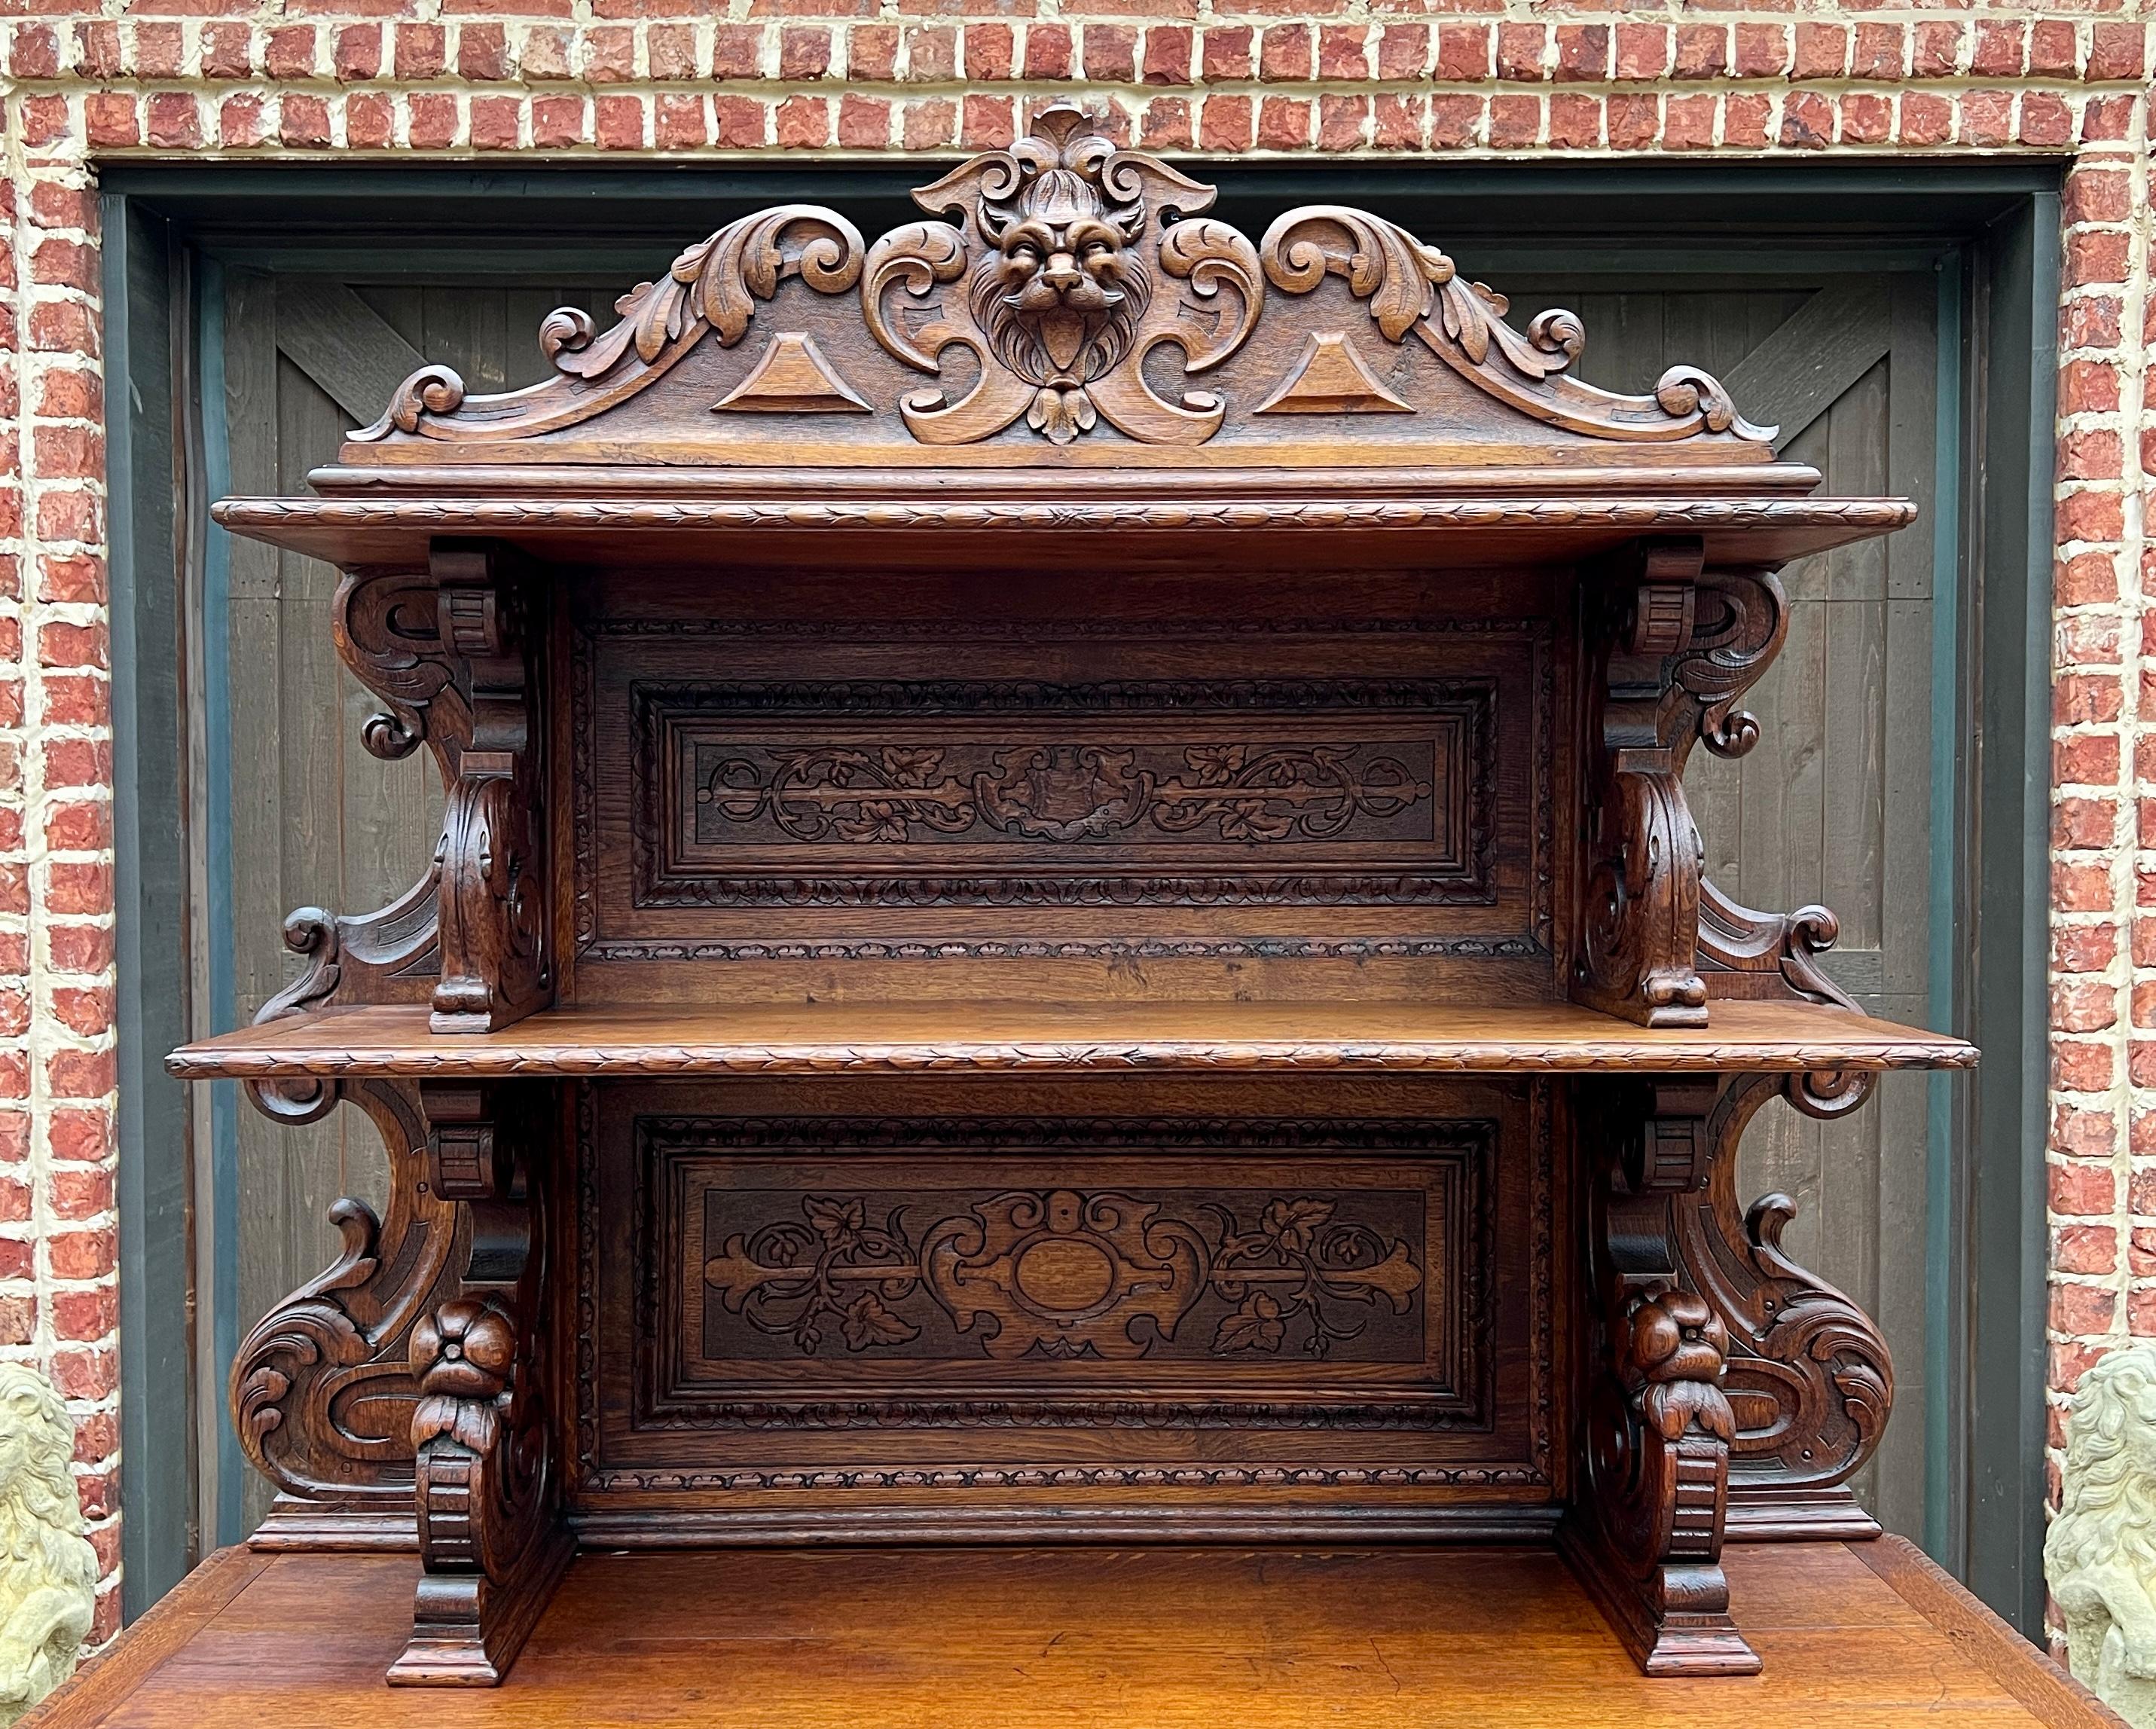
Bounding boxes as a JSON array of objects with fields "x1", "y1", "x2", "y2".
[
  {"x1": 331, "y1": 103, "x2": 1774, "y2": 459},
  {"x1": 167, "y1": 1003, "x2": 1978, "y2": 1083},
  {"x1": 212, "y1": 496, "x2": 1920, "y2": 542}
]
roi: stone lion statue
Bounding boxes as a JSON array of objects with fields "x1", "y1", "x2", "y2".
[
  {"x1": 0, "y1": 1366, "x2": 96, "y2": 1726},
  {"x1": 2048, "y1": 1344, "x2": 2156, "y2": 1727}
]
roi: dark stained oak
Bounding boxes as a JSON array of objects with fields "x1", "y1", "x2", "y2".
[
  {"x1": 23, "y1": 1541, "x2": 2115, "y2": 1729},
  {"x1": 166, "y1": 105, "x2": 1983, "y2": 1687},
  {"x1": 168, "y1": 997, "x2": 1974, "y2": 1080}
]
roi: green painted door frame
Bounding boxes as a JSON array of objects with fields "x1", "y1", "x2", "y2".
[{"x1": 102, "y1": 159, "x2": 2060, "y2": 1628}]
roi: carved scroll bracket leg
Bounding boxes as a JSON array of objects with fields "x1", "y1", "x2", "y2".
[
  {"x1": 1693, "y1": 1071, "x2": 1895, "y2": 1541},
  {"x1": 387, "y1": 1079, "x2": 572, "y2": 1688},
  {"x1": 1562, "y1": 1078, "x2": 1762, "y2": 1677}
]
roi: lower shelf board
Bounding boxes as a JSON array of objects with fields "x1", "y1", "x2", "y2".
[{"x1": 33, "y1": 1539, "x2": 2109, "y2": 1727}]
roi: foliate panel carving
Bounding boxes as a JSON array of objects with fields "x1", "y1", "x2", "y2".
[
  {"x1": 621, "y1": 1113, "x2": 1507, "y2": 1438},
  {"x1": 634, "y1": 678, "x2": 1492, "y2": 912},
  {"x1": 699, "y1": 1185, "x2": 1425, "y2": 1366}
]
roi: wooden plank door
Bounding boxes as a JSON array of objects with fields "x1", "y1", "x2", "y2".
[
  {"x1": 206, "y1": 274, "x2": 615, "y2": 1532},
  {"x1": 1503, "y1": 270, "x2": 1942, "y2": 1535}
]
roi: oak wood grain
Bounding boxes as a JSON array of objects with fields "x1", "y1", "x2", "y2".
[
  {"x1": 24, "y1": 1542, "x2": 2106, "y2": 1728},
  {"x1": 167, "y1": 997, "x2": 1974, "y2": 1080}
]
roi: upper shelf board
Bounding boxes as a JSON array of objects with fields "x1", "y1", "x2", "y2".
[
  {"x1": 209, "y1": 103, "x2": 1911, "y2": 570},
  {"x1": 169, "y1": 999, "x2": 1975, "y2": 1080}
]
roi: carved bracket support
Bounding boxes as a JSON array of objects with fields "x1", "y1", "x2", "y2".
[
  {"x1": 387, "y1": 1079, "x2": 571, "y2": 1686},
  {"x1": 1574, "y1": 545, "x2": 1788, "y2": 1028},
  {"x1": 1563, "y1": 1077, "x2": 1760, "y2": 1676},
  {"x1": 228, "y1": 1080, "x2": 461, "y2": 1544},
  {"x1": 428, "y1": 542, "x2": 551, "y2": 1034},
  {"x1": 1687, "y1": 1072, "x2": 1895, "y2": 1539}
]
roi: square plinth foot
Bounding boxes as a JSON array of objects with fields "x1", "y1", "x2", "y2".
[
  {"x1": 1560, "y1": 1519, "x2": 1763, "y2": 1679},
  {"x1": 386, "y1": 1524, "x2": 574, "y2": 1688}
]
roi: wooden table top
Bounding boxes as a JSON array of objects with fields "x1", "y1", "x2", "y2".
[
  {"x1": 28, "y1": 1539, "x2": 2107, "y2": 1729},
  {"x1": 167, "y1": 997, "x2": 1976, "y2": 1080}
]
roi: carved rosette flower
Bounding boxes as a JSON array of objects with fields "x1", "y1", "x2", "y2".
[
  {"x1": 1622, "y1": 1287, "x2": 1736, "y2": 1444},
  {"x1": 411, "y1": 1297, "x2": 518, "y2": 1403}
]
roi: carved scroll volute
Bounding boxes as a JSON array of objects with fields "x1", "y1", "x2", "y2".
[
  {"x1": 1680, "y1": 1073, "x2": 1894, "y2": 1531},
  {"x1": 863, "y1": 102, "x2": 1262, "y2": 448},
  {"x1": 228, "y1": 1080, "x2": 461, "y2": 1523},
  {"x1": 429, "y1": 542, "x2": 549, "y2": 1034},
  {"x1": 391, "y1": 1080, "x2": 570, "y2": 1687},
  {"x1": 1565, "y1": 1077, "x2": 1760, "y2": 1677},
  {"x1": 1260, "y1": 206, "x2": 1773, "y2": 448},
  {"x1": 1575, "y1": 545, "x2": 1789, "y2": 1028}
]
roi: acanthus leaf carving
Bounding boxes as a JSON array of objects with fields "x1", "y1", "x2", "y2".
[
  {"x1": 392, "y1": 1080, "x2": 570, "y2": 1687},
  {"x1": 326, "y1": 108, "x2": 1789, "y2": 460},
  {"x1": 1672, "y1": 1073, "x2": 1894, "y2": 1520},
  {"x1": 1576, "y1": 552, "x2": 1791, "y2": 1028},
  {"x1": 1565, "y1": 1077, "x2": 1761, "y2": 1676},
  {"x1": 547, "y1": 204, "x2": 866, "y2": 384},
  {"x1": 1259, "y1": 205, "x2": 1771, "y2": 445}
]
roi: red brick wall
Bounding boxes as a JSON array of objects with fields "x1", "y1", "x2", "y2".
[{"x1": 0, "y1": 1, "x2": 2146, "y2": 1636}]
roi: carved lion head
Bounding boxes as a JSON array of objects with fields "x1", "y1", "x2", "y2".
[{"x1": 965, "y1": 108, "x2": 1155, "y2": 439}]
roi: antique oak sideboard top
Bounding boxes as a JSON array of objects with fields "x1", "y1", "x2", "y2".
[{"x1": 126, "y1": 103, "x2": 2060, "y2": 1715}]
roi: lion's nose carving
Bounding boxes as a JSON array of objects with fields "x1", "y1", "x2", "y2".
[{"x1": 1042, "y1": 254, "x2": 1083, "y2": 295}]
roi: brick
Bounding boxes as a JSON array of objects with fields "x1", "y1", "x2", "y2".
[
  {"x1": 964, "y1": 25, "x2": 1013, "y2": 81},
  {"x1": 1547, "y1": 90, "x2": 1601, "y2": 147},
  {"x1": 1022, "y1": 23, "x2": 1071, "y2": 80},
  {"x1": 1081, "y1": 24, "x2": 1134, "y2": 82},
  {"x1": 1143, "y1": 24, "x2": 1192, "y2": 84},
  {"x1": 594, "y1": 94, "x2": 646, "y2": 148},
  {"x1": 1258, "y1": 25, "x2": 1309, "y2": 82},
  {"x1": 1792, "y1": 23, "x2": 1845, "y2": 79},
  {"x1": 1434, "y1": 24, "x2": 1488, "y2": 81},
  {"x1": 1671, "y1": 24, "x2": 1724, "y2": 80},
  {"x1": 2088, "y1": 23, "x2": 2145, "y2": 81}
]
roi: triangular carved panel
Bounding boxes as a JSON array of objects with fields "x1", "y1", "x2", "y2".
[
  {"x1": 711, "y1": 332, "x2": 872, "y2": 414},
  {"x1": 1254, "y1": 333, "x2": 1415, "y2": 416}
]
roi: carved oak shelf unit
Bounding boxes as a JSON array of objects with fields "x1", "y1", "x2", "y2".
[{"x1": 169, "y1": 108, "x2": 1977, "y2": 1692}]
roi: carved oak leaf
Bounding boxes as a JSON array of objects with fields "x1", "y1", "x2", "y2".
[
  {"x1": 1214, "y1": 1291, "x2": 1287, "y2": 1354},
  {"x1": 545, "y1": 205, "x2": 866, "y2": 383},
  {"x1": 805, "y1": 1196, "x2": 866, "y2": 1248},
  {"x1": 841, "y1": 1292, "x2": 920, "y2": 1352},
  {"x1": 1260, "y1": 1197, "x2": 1334, "y2": 1254}
]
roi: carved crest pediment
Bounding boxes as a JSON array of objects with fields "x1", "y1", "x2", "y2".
[{"x1": 349, "y1": 102, "x2": 1774, "y2": 468}]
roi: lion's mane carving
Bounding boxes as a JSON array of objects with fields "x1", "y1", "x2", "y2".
[
  {"x1": 0, "y1": 1365, "x2": 96, "y2": 1725},
  {"x1": 2047, "y1": 1344, "x2": 2156, "y2": 1725},
  {"x1": 963, "y1": 108, "x2": 1155, "y2": 443}
]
